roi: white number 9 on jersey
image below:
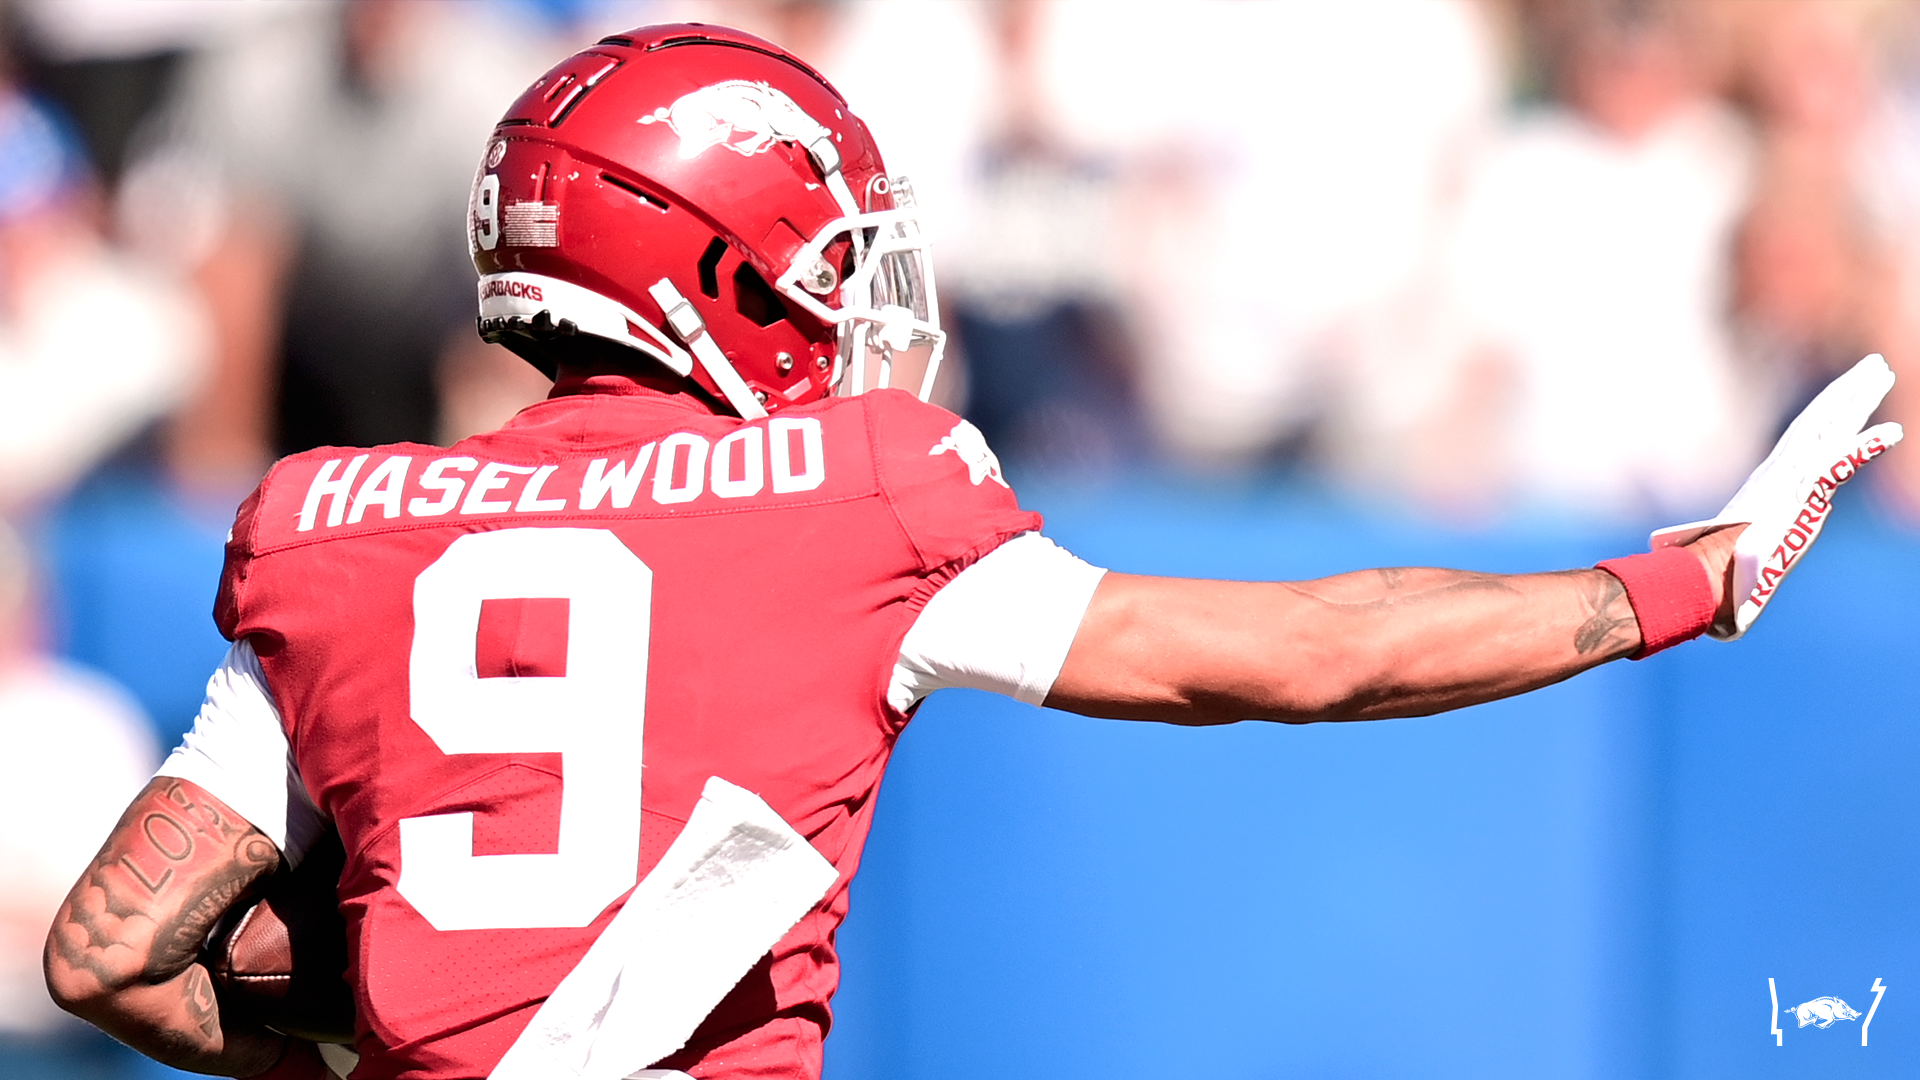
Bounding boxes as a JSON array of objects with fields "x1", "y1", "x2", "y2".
[{"x1": 400, "y1": 527, "x2": 649, "y2": 930}]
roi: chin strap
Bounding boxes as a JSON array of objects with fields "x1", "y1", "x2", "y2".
[
  {"x1": 803, "y1": 132, "x2": 861, "y2": 222},
  {"x1": 647, "y1": 278, "x2": 768, "y2": 420}
]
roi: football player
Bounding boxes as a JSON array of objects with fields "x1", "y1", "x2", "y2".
[{"x1": 43, "y1": 24, "x2": 1899, "y2": 1080}]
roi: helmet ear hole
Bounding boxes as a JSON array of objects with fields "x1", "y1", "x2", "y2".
[
  {"x1": 732, "y1": 262, "x2": 790, "y2": 328},
  {"x1": 696, "y1": 238, "x2": 726, "y2": 300}
]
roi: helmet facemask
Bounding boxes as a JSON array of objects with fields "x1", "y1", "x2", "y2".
[{"x1": 775, "y1": 176, "x2": 945, "y2": 401}]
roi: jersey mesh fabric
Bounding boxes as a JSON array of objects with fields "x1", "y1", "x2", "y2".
[{"x1": 213, "y1": 381, "x2": 1040, "y2": 1080}]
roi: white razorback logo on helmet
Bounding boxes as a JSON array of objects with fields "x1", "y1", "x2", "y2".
[
  {"x1": 930, "y1": 420, "x2": 1008, "y2": 488},
  {"x1": 1789, "y1": 996, "x2": 1861, "y2": 1029},
  {"x1": 639, "y1": 80, "x2": 829, "y2": 160}
]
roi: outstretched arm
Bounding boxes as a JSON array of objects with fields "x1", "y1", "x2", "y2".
[
  {"x1": 44, "y1": 777, "x2": 320, "y2": 1077},
  {"x1": 1045, "y1": 528, "x2": 1739, "y2": 725}
]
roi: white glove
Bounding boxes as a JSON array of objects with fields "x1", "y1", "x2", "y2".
[{"x1": 1651, "y1": 353, "x2": 1903, "y2": 640}]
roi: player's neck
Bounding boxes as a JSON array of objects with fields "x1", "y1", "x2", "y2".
[{"x1": 549, "y1": 361, "x2": 701, "y2": 402}]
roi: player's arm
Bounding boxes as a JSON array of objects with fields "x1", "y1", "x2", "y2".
[
  {"x1": 1045, "y1": 528, "x2": 1739, "y2": 725},
  {"x1": 44, "y1": 777, "x2": 321, "y2": 1078}
]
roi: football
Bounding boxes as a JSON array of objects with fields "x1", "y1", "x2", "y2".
[{"x1": 203, "y1": 826, "x2": 356, "y2": 1046}]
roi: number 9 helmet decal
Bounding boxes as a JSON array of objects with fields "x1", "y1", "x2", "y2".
[{"x1": 470, "y1": 23, "x2": 944, "y2": 419}]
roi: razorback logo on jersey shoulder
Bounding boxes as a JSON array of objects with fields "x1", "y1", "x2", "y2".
[
  {"x1": 248, "y1": 414, "x2": 873, "y2": 552},
  {"x1": 929, "y1": 420, "x2": 1007, "y2": 488}
]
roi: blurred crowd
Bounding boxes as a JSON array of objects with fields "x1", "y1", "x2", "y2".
[
  {"x1": 2, "y1": 0, "x2": 1920, "y2": 1070},
  {"x1": 2, "y1": 0, "x2": 1918, "y2": 519}
]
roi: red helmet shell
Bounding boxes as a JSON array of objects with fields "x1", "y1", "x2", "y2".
[{"x1": 471, "y1": 24, "x2": 895, "y2": 412}]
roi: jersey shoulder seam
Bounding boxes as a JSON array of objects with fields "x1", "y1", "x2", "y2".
[{"x1": 865, "y1": 392, "x2": 944, "y2": 573}]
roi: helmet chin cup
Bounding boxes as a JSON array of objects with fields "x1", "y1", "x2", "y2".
[{"x1": 468, "y1": 23, "x2": 942, "y2": 414}]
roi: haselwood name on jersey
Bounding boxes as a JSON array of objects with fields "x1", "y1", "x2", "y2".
[{"x1": 294, "y1": 417, "x2": 827, "y2": 532}]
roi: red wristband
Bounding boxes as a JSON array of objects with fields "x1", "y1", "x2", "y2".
[{"x1": 1594, "y1": 548, "x2": 1716, "y2": 659}]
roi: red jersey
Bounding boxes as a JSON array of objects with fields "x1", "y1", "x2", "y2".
[{"x1": 214, "y1": 379, "x2": 1040, "y2": 1079}]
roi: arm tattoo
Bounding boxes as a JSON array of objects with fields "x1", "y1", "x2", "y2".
[
  {"x1": 1574, "y1": 571, "x2": 1639, "y2": 656},
  {"x1": 1291, "y1": 568, "x2": 1519, "y2": 613},
  {"x1": 184, "y1": 967, "x2": 219, "y2": 1040},
  {"x1": 54, "y1": 779, "x2": 276, "y2": 983},
  {"x1": 47, "y1": 778, "x2": 281, "y2": 1065}
]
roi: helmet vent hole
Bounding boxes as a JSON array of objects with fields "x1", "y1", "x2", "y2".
[
  {"x1": 697, "y1": 238, "x2": 726, "y2": 300},
  {"x1": 732, "y1": 262, "x2": 791, "y2": 328},
  {"x1": 599, "y1": 172, "x2": 667, "y2": 211}
]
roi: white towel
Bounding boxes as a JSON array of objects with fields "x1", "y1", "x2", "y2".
[{"x1": 490, "y1": 777, "x2": 839, "y2": 1080}]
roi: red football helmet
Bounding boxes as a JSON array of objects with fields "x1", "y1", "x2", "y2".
[{"x1": 470, "y1": 23, "x2": 943, "y2": 418}]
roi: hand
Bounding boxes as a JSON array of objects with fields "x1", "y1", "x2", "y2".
[
  {"x1": 1653, "y1": 354, "x2": 1902, "y2": 639},
  {"x1": 1680, "y1": 523, "x2": 1746, "y2": 637}
]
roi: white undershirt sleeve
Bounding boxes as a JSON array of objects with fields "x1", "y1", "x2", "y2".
[
  {"x1": 156, "y1": 639, "x2": 326, "y2": 866},
  {"x1": 889, "y1": 532, "x2": 1108, "y2": 713}
]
